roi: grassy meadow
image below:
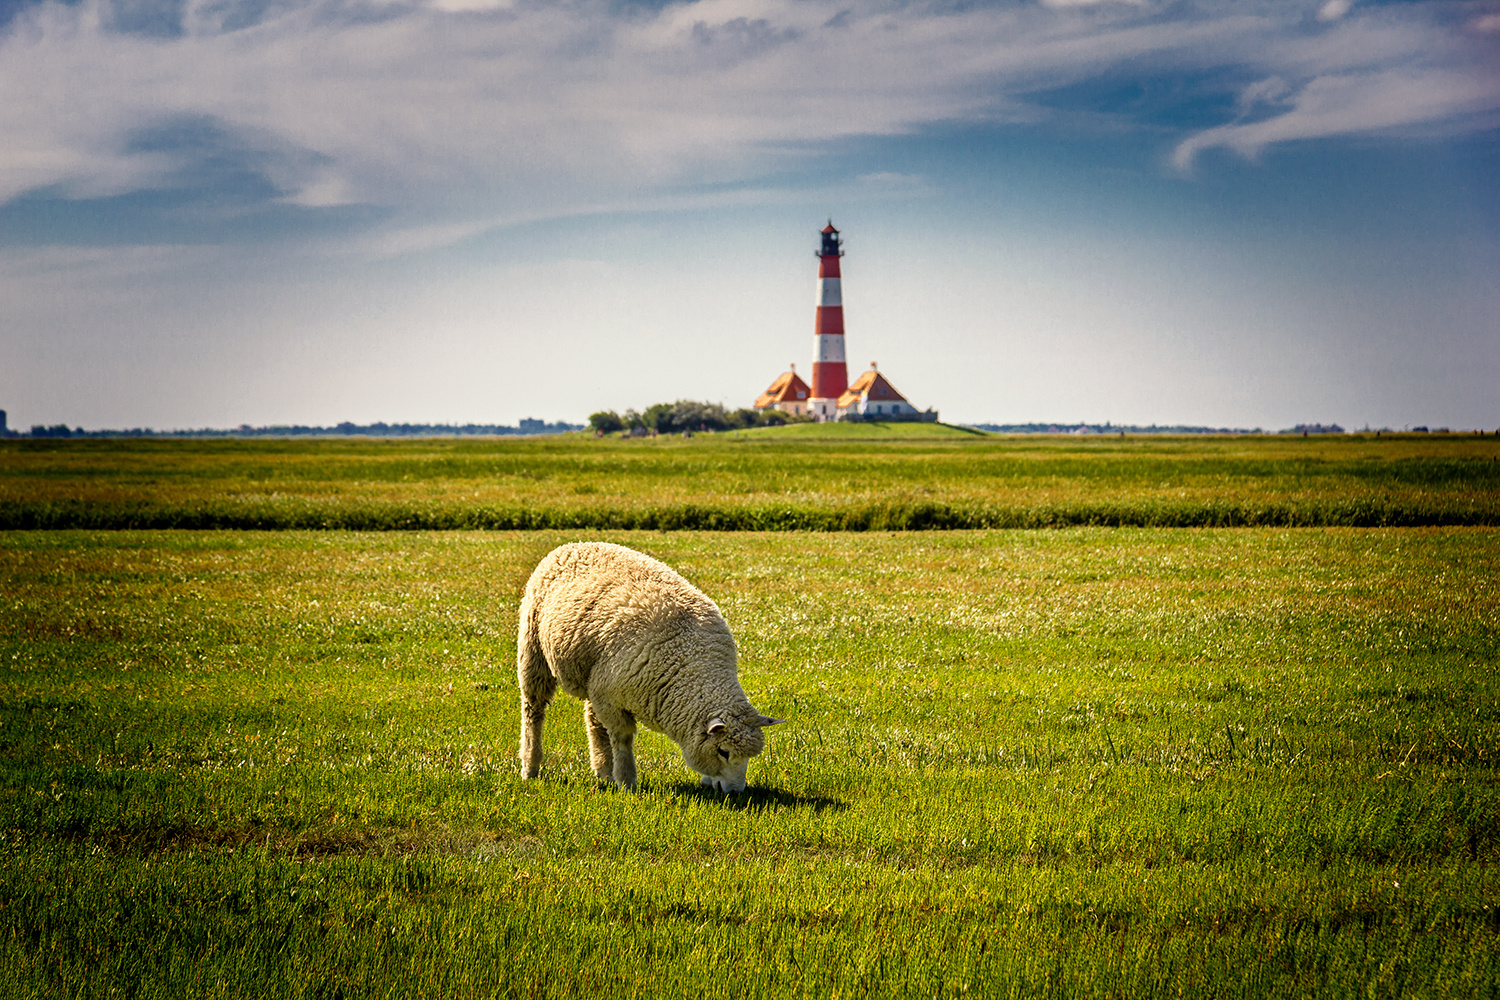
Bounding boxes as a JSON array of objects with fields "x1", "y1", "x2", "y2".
[
  {"x1": 3, "y1": 524, "x2": 1497, "y2": 997},
  {"x1": 3, "y1": 428, "x2": 1499, "y2": 529}
]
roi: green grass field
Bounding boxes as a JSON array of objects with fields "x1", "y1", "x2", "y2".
[
  {"x1": 4, "y1": 429, "x2": 1499, "y2": 529},
  {"x1": 3, "y1": 522, "x2": 1497, "y2": 997}
]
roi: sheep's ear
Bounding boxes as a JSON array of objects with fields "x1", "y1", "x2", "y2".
[
  {"x1": 706, "y1": 718, "x2": 727, "y2": 736},
  {"x1": 755, "y1": 715, "x2": 785, "y2": 728}
]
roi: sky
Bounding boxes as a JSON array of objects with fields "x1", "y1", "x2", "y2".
[{"x1": 1, "y1": 0, "x2": 1497, "y2": 431}]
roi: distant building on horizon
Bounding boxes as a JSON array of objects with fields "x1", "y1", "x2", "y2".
[{"x1": 754, "y1": 222, "x2": 935, "y2": 423}]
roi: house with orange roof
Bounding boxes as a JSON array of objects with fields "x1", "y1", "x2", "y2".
[
  {"x1": 754, "y1": 365, "x2": 813, "y2": 417},
  {"x1": 836, "y1": 363, "x2": 930, "y2": 421}
]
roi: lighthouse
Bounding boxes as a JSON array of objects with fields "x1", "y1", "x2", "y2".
[
  {"x1": 751, "y1": 221, "x2": 937, "y2": 425},
  {"x1": 808, "y1": 222, "x2": 848, "y2": 421}
]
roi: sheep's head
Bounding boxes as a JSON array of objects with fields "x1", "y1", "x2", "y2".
[{"x1": 685, "y1": 710, "x2": 783, "y2": 793}]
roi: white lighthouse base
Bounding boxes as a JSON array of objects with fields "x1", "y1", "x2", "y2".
[{"x1": 809, "y1": 398, "x2": 840, "y2": 423}]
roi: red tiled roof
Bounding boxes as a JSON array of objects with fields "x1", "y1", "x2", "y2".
[
  {"x1": 755, "y1": 370, "x2": 812, "y2": 408},
  {"x1": 836, "y1": 369, "x2": 908, "y2": 408}
]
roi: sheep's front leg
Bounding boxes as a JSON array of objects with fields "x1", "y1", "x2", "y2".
[
  {"x1": 586, "y1": 700, "x2": 637, "y2": 790},
  {"x1": 584, "y1": 701, "x2": 613, "y2": 782},
  {"x1": 609, "y1": 731, "x2": 637, "y2": 790}
]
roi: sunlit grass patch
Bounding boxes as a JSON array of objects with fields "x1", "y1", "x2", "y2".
[
  {"x1": 4, "y1": 433, "x2": 1498, "y2": 528},
  {"x1": 1, "y1": 528, "x2": 1496, "y2": 997}
]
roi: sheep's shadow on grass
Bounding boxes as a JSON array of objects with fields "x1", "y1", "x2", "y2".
[{"x1": 652, "y1": 780, "x2": 845, "y2": 813}]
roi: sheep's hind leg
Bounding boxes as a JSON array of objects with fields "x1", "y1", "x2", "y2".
[
  {"x1": 517, "y1": 618, "x2": 556, "y2": 780},
  {"x1": 584, "y1": 701, "x2": 613, "y2": 782}
]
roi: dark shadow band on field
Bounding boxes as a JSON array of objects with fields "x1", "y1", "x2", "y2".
[{"x1": 4, "y1": 498, "x2": 1498, "y2": 530}]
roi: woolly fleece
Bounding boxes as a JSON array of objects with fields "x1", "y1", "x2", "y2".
[{"x1": 517, "y1": 541, "x2": 780, "y2": 792}]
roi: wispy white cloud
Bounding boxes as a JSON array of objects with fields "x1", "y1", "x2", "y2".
[
  {"x1": 1317, "y1": 0, "x2": 1355, "y2": 23},
  {"x1": 1039, "y1": 0, "x2": 1148, "y2": 8},
  {"x1": 1, "y1": 0, "x2": 1495, "y2": 231},
  {"x1": 427, "y1": 0, "x2": 514, "y2": 12},
  {"x1": 1171, "y1": 4, "x2": 1500, "y2": 171},
  {"x1": 853, "y1": 172, "x2": 932, "y2": 197},
  {"x1": 1174, "y1": 66, "x2": 1500, "y2": 171}
]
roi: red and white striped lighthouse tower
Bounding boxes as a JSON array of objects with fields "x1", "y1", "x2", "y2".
[{"x1": 808, "y1": 221, "x2": 848, "y2": 422}]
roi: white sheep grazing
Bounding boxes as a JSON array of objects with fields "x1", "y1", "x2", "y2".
[{"x1": 517, "y1": 541, "x2": 782, "y2": 792}]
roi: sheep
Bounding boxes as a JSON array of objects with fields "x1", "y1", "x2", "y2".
[{"x1": 517, "y1": 541, "x2": 782, "y2": 792}]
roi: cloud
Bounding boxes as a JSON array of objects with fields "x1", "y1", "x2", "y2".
[
  {"x1": 853, "y1": 172, "x2": 932, "y2": 197},
  {"x1": 1040, "y1": 0, "x2": 1148, "y2": 7},
  {"x1": 1174, "y1": 67, "x2": 1500, "y2": 171},
  {"x1": 1316, "y1": 0, "x2": 1354, "y2": 23},
  {"x1": 427, "y1": 0, "x2": 513, "y2": 12},
  {"x1": 1, "y1": 0, "x2": 1496, "y2": 236},
  {"x1": 1171, "y1": 5, "x2": 1500, "y2": 171}
]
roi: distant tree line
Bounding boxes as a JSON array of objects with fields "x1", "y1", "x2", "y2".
[
  {"x1": 17, "y1": 419, "x2": 582, "y2": 439},
  {"x1": 588, "y1": 401, "x2": 812, "y2": 436},
  {"x1": 963, "y1": 422, "x2": 1373, "y2": 435},
  {"x1": 966, "y1": 422, "x2": 1268, "y2": 435}
]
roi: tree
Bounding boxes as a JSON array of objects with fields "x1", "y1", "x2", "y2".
[
  {"x1": 588, "y1": 410, "x2": 624, "y2": 434},
  {"x1": 647, "y1": 400, "x2": 744, "y2": 434},
  {"x1": 642, "y1": 402, "x2": 675, "y2": 433},
  {"x1": 592, "y1": 400, "x2": 812, "y2": 436}
]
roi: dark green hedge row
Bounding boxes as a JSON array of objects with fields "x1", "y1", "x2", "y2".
[{"x1": 4, "y1": 498, "x2": 1497, "y2": 531}]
